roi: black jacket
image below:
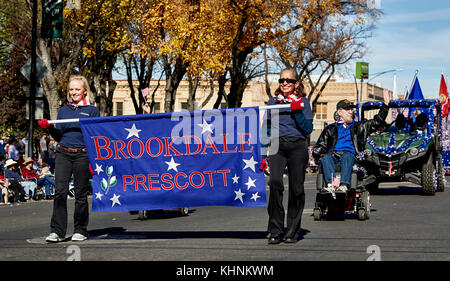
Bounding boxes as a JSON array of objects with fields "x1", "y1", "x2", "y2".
[{"x1": 313, "y1": 104, "x2": 389, "y2": 159}]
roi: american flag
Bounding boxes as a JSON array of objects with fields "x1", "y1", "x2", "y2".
[{"x1": 141, "y1": 87, "x2": 149, "y2": 98}]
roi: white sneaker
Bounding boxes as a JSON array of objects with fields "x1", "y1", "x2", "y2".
[
  {"x1": 337, "y1": 185, "x2": 348, "y2": 193},
  {"x1": 323, "y1": 184, "x2": 336, "y2": 199},
  {"x1": 71, "y1": 233, "x2": 87, "y2": 241},
  {"x1": 46, "y1": 232, "x2": 63, "y2": 243}
]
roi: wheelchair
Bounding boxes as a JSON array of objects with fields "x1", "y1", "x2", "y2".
[{"x1": 313, "y1": 162, "x2": 371, "y2": 221}]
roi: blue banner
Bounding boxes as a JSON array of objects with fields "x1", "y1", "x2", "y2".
[{"x1": 79, "y1": 107, "x2": 266, "y2": 212}]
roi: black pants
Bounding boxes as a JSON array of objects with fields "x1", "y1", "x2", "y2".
[
  {"x1": 267, "y1": 138, "x2": 308, "y2": 239},
  {"x1": 50, "y1": 147, "x2": 90, "y2": 237}
]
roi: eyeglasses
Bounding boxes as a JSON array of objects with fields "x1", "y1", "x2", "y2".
[{"x1": 278, "y1": 78, "x2": 297, "y2": 84}]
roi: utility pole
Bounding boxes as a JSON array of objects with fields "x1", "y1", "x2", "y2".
[{"x1": 28, "y1": 0, "x2": 38, "y2": 158}]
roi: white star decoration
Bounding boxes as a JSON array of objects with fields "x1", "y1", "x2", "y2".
[
  {"x1": 125, "y1": 123, "x2": 142, "y2": 139},
  {"x1": 165, "y1": 157, "x2": 181, "y2": 172},
  {"x1": 94, "y1": 163, "x2": 103, "y2": 175},
  {"x1": 232, "y1": 174, "x2": 239, "y2": 184},
  {"x1": 245, "y1": 176, "x2": 256, "y2": 190},
  {"x1": 243, "y1": 156, "x2": 258, "y2": 172},
  {"x1": 234, "y1": 189, "x2": 245, "y2": 204},
  {"x1": 251, "y1": 192, "x2": 261, "y2": 201},
  {"x1": 110, "y1": 194, "x2": 121, "y2": 207},
  {"x1": 95, "y1": 192, "x2": 103, "y2": 200},
  {"x1": 197, "y1": 120, "x2": 214, "y2": 134}
]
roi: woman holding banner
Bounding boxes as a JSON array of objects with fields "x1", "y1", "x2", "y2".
[
  {"x1": 262, "y1": 68, "x2": 313, "y2": 244},
  {"x1": 39, "y1": 75, "x2": 100, "y2": 243}
]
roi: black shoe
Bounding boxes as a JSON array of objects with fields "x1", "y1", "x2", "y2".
[
  {"x1": 283, "y1": 237, "x2": 298, "y2": 244},
  {"x1": 268, "y1": 236, "x2": 281, "y2": 245}
]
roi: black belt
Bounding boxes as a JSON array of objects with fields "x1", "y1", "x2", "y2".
[{"x1": 58, "y1": 145, "x2": 86, "y2": 153}]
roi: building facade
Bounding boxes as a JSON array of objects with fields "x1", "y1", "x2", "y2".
[{"x1": 112, "y1": 78, "x2": 392, "y2": 142}]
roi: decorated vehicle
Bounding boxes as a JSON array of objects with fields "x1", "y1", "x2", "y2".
[{"x1": 359, "y1": 99, "x2": 445, "y2": 195}]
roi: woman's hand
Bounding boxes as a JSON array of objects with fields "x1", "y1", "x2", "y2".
[{"x1": 38, "y1": 119, "x2": 52, "y2": 129}]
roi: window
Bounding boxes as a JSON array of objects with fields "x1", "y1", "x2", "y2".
[
  {"x1": 315, "y1": 102, "x2": 327, "y2": 120},
  {"x1": 152, "y1": 102, "x2": 161, "y2": 113},
  {"x1": 115, "y1": 102, "x2": 123, "y2": 116},
  {"x1": 181, "y1": 102, "x2": 189, "y2": 111}
]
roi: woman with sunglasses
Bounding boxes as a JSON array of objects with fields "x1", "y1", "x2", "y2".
[{"x1": 262, "y1": 68, "x2": 313, "y2": 244}]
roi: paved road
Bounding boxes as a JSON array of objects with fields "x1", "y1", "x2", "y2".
[{"x1": 0, "y1": 174, "x2": 449, "y2": 262}]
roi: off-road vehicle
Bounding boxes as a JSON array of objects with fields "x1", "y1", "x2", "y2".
[{"x1": 359, "y1": 99, "x2": 445, "y2": 195}]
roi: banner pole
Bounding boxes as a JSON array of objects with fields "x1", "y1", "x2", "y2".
[{"x1": 47, "y1": 104, "x2": 291, "y2": 124}]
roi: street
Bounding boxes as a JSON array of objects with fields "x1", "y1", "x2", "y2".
[{"x1": 0, "y1": 174, "x2": 449, "y2": 262}]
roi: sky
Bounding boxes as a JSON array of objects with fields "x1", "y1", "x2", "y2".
[{"x1": 360, "y1": 0, "x2": 450, "y2": 98}]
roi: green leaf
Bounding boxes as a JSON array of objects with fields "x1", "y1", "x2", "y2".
[
  {"x1": 106, "y1": 166, "x2": 114, "y2": 176},
  {"x1": 109, "y1": 176, "x2": 117, "y2": 187},
  {"x1": 101, "y1": 178, "x2": 108, "y2": 191}
]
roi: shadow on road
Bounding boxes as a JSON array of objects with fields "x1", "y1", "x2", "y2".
[
  {"x1": 87, "y1": 227, "x2": 311, "y2": 241},
  {"x1": 373, "y1": 185, "x2": 424, "y2": 196}
]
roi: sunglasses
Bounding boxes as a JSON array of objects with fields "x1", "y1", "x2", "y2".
[{"x1": 278, "y1": 78, "x2": 297, "y2": 84}]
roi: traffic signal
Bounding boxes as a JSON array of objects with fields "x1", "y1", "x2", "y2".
[{"x1": 41, "y1": 0, "x2": 63, "y2": 39}]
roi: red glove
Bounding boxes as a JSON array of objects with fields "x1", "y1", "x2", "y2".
[
  {"x1": 38, "y1": 119, "x2": 51, "y2": 129},
  {"x1": 260, "y1": 157, "x2": 268, "y2": 171},
  {"x1": 290, "y1": 100, "x2": 304, "y2": 111}
]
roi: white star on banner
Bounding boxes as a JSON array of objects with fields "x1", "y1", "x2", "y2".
[
  {"x1": 125, "y1": 123, "x2": 142, "y2": 139},
  {"x1": 197, "y1": 120, "x2": 214, "y2": 134},
  {"x1": 94, "y1": 163, "x2": 103, "y2": 175},
  {"x1": 250, "y1": 192, "x2": 261, "y2": 201},
  {"x1": 232, "y1": 174, "x2": 239, "y2": 184},
  {"x1": 234, "y1": 189, "x2": 245, "y2": 204},
  {"x1": 243, "y1": 156, "x2": 258, "y2": 172},
  {"x1": 245, "y1": 176, "x2": 256, "y2": 190},
  {"x1": 165, "y1": 157, "x2": 181, "y2": 172},
  {"x1": 95, "y1": 192, "x2": 103, "y2": 200},
  {"x1": 110, "y1": 193, "x2": 121, "y2": 207}
]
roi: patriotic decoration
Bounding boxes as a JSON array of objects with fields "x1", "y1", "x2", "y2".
[
  {"x1": 275, "y1": 94, "x2": 303, "y2": 105},
  {"x1": 79, "y1": 107, "x2": 266, "y2": 212},
  {"x1": 141, "y1": 87, "x2": 149, "y2": 98},
  {"x1": 439, "y1": 74, "x2": 449, "y2": 118}
]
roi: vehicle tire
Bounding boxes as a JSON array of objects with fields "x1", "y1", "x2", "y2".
[
  {"x1": 138, "y1": 210, "x2": 148, "y2": 220},
  {"x1": 421, "y1": 158, "x2": 436, "y2": 196},
  {"x1": 313, "y1": 208, "x2": 322, "y2": 221}
]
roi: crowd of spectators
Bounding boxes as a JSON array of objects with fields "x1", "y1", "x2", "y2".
[{"x1": 0, "y1": 132, "x2": 56, "y2": 205}]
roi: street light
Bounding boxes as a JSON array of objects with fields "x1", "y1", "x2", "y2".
[{"x1": 369, "y1": 68, "x2": 403, "y2": 82}]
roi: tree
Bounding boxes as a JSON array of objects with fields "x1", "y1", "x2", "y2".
[
  {"x1": 64, "y1": 0, "x2": 137, "y2": 116},
  {"x1": 0, "y1": 0, "x2": 33, "y2": 134},
  {"x1": 272, "y1": 1, "x2": 381, "y2": 110}
]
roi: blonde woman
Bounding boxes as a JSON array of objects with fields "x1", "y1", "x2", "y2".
[{"x1": 39, "y1": 75, "x2": 100, "y2": 243}]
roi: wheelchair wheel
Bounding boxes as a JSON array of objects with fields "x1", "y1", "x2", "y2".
[
  {"x1": 313, "y1": 208, "x2": 322, "y2": 221},
  {"x1": 357, "y1": 208, "x2": 366, "y2": 220},
  {"x1": 180, "y1": 207, "x2": 189, "y2": 216}
]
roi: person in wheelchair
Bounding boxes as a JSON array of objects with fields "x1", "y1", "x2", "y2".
[{"x1": 312, "y1": 92, "x2": 390, "y2": 195}]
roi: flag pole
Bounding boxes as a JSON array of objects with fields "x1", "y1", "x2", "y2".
[
  {"x1": 47, "y1": 104, "x2": 292, "y2": 124},
  {"x1": 406, "y1": 69, "x2": 419, "y2": 100}
]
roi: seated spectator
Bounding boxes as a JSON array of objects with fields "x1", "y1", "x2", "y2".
[
  {"x1": 21, "y1": 158, "x2": 55, "y2": 199},
  {"x1": 4, "y1": 159, "x2": 34, "y2": 201},
  {"x1": 0, "y1": 169, "x2": 10, "y2": 204}
]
